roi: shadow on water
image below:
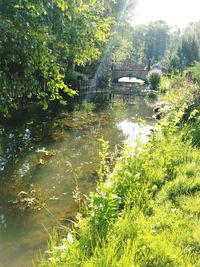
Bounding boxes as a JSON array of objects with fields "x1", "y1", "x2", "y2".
[{"x1": 0, "y1": 92, "x2": 155, "y2": 267}]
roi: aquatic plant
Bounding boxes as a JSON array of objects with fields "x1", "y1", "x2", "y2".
[{"x1": 11, "y1": 185, "x2": 46, "y2": 212}]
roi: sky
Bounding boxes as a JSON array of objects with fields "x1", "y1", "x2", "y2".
[{"x1": 132, "y1": 0, "x2": 200, "y2": 28}]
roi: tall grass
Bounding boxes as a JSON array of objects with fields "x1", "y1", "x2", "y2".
[{"x1": 39, "y1": 76, "x2": 200, "y2": 267}]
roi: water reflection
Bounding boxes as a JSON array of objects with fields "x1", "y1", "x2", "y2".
[
  {"x1": 118, "y1": 77, "x2": 145, "y2": 85},
  {"x1": 0, "y1": 94, "x2": 155, "y2": 267},
  {"x1": 117, "y1": 120, "x2": 152, "y2": 145}
]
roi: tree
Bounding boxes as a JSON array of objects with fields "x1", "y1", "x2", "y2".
[
  {"x1": 145, "y1": 21, "x2": 169, "y2": 63},
  {"x1": 130, "y1": 21, "x2": 170, "y2": 66},
  {"x1": 181, "y1": 34, "x2": 199, "y2": 67},
  {"x1": 164, "y1": 23, "x2": 200, "y2": 73},
  {"x1": 131, "y1": 25, "x2": 147, "y2": 65},
  {"x1": 79, "y1": 0, "x2": 137, "y2": 87},
  {"x1": 0, "y1": 0, "x2": 124, "y2": 116}
]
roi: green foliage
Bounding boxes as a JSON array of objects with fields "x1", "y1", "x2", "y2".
[
  {"x1": 145, "y1": 21, "x2": 169, "y2": 63},
  {"x1": 130, "y1": 21, "x2": 200, "y2": 74},
  {"x1": 131, "y1": 25, "x2": 147, "y2": 64},
  {"x1": 159, "y1": 75, "x2": 170, "y2": 94},
  {"x1": 164, "y1": 49, "x2": 184, "y2": 73},
  {"x1": 189, "y1": 61, "x2": 200, "y2": 86},
  {"x1": 68, "y1": 71, "x2": 88, "y2": 82},
  {"x1": 145, "y1": 91, "x2": 158, "y2": 102},
  {"x1": 0, "y1": 0, "x2": 123, "y2": 116},
  {"x1": 147, "y1": 69, "x2": 162, "y2": 90},
  {"x1": 73, "y1": 100, "x2": 96, "y2": 114},
  {"x1": 181, "y1": 35, "x2": 199, "y2": 67},
  {"x1": 165, "y1": 24, "x2": 200, "y2": 73},
  {"x1": 82, "y1": 101, "x2": 96, "y2": 113},
  {"x1": 40, "y1": 124, "x2": 200, "y2": 266},
  {"x1": 39, "y1": 74, "x2": 200, "y2": 267},
  {"x1": 98, "y1": 137, "x2": 111, "y2": 181},
  {"x1": 110, "y1": 24, "x2": 134, "y2": 63},
  {"x1": 131, "y1": 21, "x2": 170, "y2": 66}
]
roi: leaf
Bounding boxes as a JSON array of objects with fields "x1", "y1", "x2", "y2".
[{"x1": 42, "y1": 102, "x2": 48, "y2": 110}]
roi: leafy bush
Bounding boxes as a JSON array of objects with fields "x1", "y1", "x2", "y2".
[
  {"x1": 159, "y1": 76, "x2": 170, "y2": 94},
  {"x1": 68, "y1": 71, "x2": 88, "y2": 82},
  {"x1": 147, "y1": 69, "x2": 162, "y2": 90},
  {"x1": 189, "y1": 61, "x2": 200, "y2": 86},
  {"x1": 0, "y1": 0, "x2": 115, "y2": 116}
]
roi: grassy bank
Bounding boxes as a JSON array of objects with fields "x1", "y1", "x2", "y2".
[{"x1": 39, "y1": 75, "x2": 200, "y2": 267}]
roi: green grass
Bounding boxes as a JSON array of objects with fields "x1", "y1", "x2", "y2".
[{"x1": 38, "y1": 78, "x2": 200, "y2": 267}]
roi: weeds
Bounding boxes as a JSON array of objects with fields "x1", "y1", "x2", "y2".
[{"x1": 39, "y1": 74, "x2": 200, "y2": 267}]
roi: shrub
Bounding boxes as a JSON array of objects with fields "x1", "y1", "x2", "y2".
[
  {"x1": 159, "y1": 76, "x2": 170, "y2": 94},
  {"x1": 189, "y1": 61, "x2": 200, "y2": 86},
  {"x1": 147, "y1": 68, "x2": 162, "y2": 90}
]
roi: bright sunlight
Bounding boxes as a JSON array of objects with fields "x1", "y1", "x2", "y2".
[{"x1": 133, "y1": 0, "x2": 200, "y2": 27}]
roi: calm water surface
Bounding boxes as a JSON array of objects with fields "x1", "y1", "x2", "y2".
[{"x1": 0, "y1": 94, "x2": 155, "y2": 267}]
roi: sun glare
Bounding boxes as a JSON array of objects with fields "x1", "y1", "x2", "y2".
[{"x1": 133, "y1": 0, "x2": 200, "y2": 28}]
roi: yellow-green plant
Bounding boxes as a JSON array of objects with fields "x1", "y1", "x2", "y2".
[
  {"x1": 39, "y1": 75, "x2": 200, "y2": 267},
  {"x1": 147, "y1": 69, "x2": 162, "y2": 90}
]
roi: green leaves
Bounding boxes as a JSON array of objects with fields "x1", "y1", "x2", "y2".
[
  {"x1": 0, "y1": 1, "x2": 101, "y2": 115},
  {"x1": 0, "y1": 0, "x2": 128, "y2": 116}
]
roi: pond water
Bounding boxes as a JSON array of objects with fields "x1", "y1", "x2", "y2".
[{"x1": 0, "y1": 94, "x2": 155, "y2": 267}]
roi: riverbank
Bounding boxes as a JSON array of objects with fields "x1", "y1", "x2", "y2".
[
  {"x1": 39, "y1": 76, "x2": 200, "y2": 267},
  {"x1": 0, "y1": 95, "x2": 155, "y2": 267}
]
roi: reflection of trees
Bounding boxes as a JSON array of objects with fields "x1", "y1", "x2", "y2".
[
  {"x1": 0, "y1": 119, "x2": 53, "y2": 181},
  {"x1": 0, "y1": 95, "x2": 153, "y2": 211}
]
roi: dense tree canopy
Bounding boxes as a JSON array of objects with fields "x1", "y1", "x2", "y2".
[
  {"x1": 130, "y1": 21, "x2": 170, "y2": 66},
  {"x1": 1, "y1": 0, "x2": 198, "y2": 116},
  {"x1": 181, "y1": 35, "x2": 199, "y2": 67},
  {"x1": 130, "y1": 21, "x2": 200, "y2": 73},
  {"x1": 164, "y1": 22, "x2": 200, "y2": 72},
  {"x1": 0, "y1": 0, "x2": 136, "y2": 116},
  {"x1": 144, "y1": 21, "x2": 169, "y2": 63}
]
